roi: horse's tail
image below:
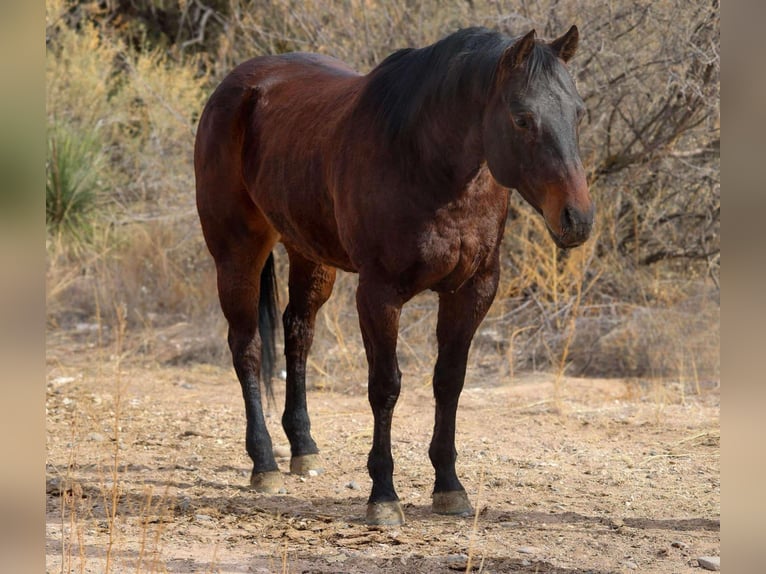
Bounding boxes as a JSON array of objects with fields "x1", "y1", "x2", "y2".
[{"x1": 258, "y1": 252, "x2": 279, "y2": 405}]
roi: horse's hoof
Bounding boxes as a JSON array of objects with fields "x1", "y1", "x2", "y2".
[
  {"x1": 432, "y1": 490, "x2": 473, "y2": 516},
  {"x1": 290, "y1": 454, "x2": 323, "y2": 476},
  {"x1": 366, "y1": 501, "x2": 405, "y2": 526},
  {"x1": 250, "y1": 470, "x2": 284, "y2": 494}
]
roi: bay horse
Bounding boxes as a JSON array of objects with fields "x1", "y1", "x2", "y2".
[{"x1": 195, "y1": 25, "x2": 593, "y2": 526}]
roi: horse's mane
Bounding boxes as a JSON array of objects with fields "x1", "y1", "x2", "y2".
[{"x1": 358, "y1": 27, "x2": 559, "y2": 146}]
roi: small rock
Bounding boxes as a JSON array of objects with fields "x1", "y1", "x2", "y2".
[
  {"x1": 623, "y1": 560, "x2": 638, "y2": 570},
  {"x1": 307, "y1": 469, "x2": 319, "y2": 477},
  {"x1": 517, "y1": 546, "x2": 539, "y2": 554},
  {"x1": 500, "y1": 521, "x2": 521, "y2": 528},
  {"x1": 51, "y1": 376, "x2": 76, "y2": 386},
  {"x1": 345, "y1": 480, "x2": 360, "y2": 490},
  {"x1": 672, "y1": 541, "x2": 689, "y2": 550},
  {"x1": 697, "y1": 556, "x2": 720, "y2": 571},
  {"x1": 194, "y1": 514, "x2": 214, "y2": 522},
  {"x1": 445, "y1": 554, "x2": 468, "y2": 570},
  {"x1": 87, "y1": 432, "x2": 105, "y2": 442}
]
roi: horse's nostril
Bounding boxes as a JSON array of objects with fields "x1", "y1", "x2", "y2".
[{"x1": 561, "y1": 206, "x2": 575, "y2": 235}]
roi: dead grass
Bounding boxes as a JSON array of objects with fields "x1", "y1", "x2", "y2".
[{"x1": 45, "y1": 0, "x2": 719, "y2": 385}]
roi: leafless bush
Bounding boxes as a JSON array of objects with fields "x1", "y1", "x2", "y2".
[{"x1": 46, "y1": 0, "x2": 719, "y2": 382}]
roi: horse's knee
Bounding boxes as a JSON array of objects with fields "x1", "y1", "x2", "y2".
[{"x1": 368, "y1": 370, "x2": 401, "y2": 411}]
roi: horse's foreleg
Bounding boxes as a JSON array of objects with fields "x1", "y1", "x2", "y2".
[
  {"x1": 356, "y1": 279, "x2": 405, "y2": 525},
  {"x1": 430, "y1": 261, "x2": 500, "y2": 515},
  {"x1": 282, "y1": 251, "x2": 336, "y2": 475}
]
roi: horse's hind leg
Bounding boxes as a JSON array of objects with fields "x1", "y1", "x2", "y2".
[
  {"x1": 430, "y1": 261, "x2": 500, "y2": 516},
  {"x1": 214, "y1": 229, "x2": 283, "y2": 493},
  {"x1": 281, "y1": 249, "x2": 336, "y2": 475}
]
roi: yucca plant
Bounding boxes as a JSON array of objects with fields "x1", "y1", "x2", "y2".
[{"x1": 46, "y1": 124, "x2": 104, "y2": 241}]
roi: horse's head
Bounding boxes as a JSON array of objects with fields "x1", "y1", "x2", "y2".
[{"x1": 483, "y1": 26, "x2": 593, "y2": 249}]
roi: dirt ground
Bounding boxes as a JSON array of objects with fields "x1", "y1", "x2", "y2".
[{"x1": 45, "y1": 330, "x2": 720, "y2": 574}]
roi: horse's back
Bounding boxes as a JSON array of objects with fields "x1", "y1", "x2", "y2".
[{"x1": 196, "y1": 52, "x2": 359, "y2": 162}]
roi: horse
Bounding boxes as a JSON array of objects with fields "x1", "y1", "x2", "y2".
[{"x1": 194, "y1": 25, "x2": 593, "y2": 526}]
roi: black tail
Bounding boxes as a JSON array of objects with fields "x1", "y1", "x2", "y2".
[{"x1": 258, "y1": 252, "x2": 279, "y2": 404}]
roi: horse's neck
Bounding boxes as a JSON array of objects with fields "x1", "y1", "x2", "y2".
[{"x1": 410, "y1": 104, "x2": 486, "y2": 194}]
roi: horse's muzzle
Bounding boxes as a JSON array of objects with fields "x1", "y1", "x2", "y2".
[{"x1": 550, "y1": 203, "x2": 594, "y2": 249}]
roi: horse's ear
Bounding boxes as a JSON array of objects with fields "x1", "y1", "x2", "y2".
[
  {"x1": 500, "y1": 29, "x2": 537, "y2": 71},
  {"x1": 550, "y1": 25, "x2": 579, "y2": 62}
]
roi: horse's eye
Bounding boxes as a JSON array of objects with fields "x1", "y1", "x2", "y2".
[{"x1": 514, "y1": 114, "x2": 530, "y2": 129}]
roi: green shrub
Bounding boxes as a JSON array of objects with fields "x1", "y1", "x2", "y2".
[{"x1": 46, "y1": 124, "x2": 105, "y2": 240}]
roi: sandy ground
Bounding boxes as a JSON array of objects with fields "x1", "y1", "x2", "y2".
[{"x1": 46, "y1": 331, "x2": 719, "y2": 573}]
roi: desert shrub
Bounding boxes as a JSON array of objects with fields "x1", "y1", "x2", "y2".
[
  {"x1": 45, "y1": 0, "x2": 719, "y2": 383},
  {"x1": 46, "y1": 124, "x2": 105, "y2": 240},
  {"x1": 46, "y1": 0, "x2": 213, "y2": 329}
]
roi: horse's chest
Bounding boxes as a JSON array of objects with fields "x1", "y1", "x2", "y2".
[{"x1": 421, "y1": 207, "x2": 502, "y2": 293}]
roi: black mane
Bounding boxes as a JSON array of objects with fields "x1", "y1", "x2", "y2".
[{"x1": 358, "y1": 27, "x2": 559, "y2": 145}]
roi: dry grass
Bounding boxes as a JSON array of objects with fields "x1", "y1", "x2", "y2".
[
  {"x1": 46, "y1": 0, "x2": 213, "y2": 332},
  {"x1": 45, "y1": 0, "x2": 719, "y2": 383}
]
